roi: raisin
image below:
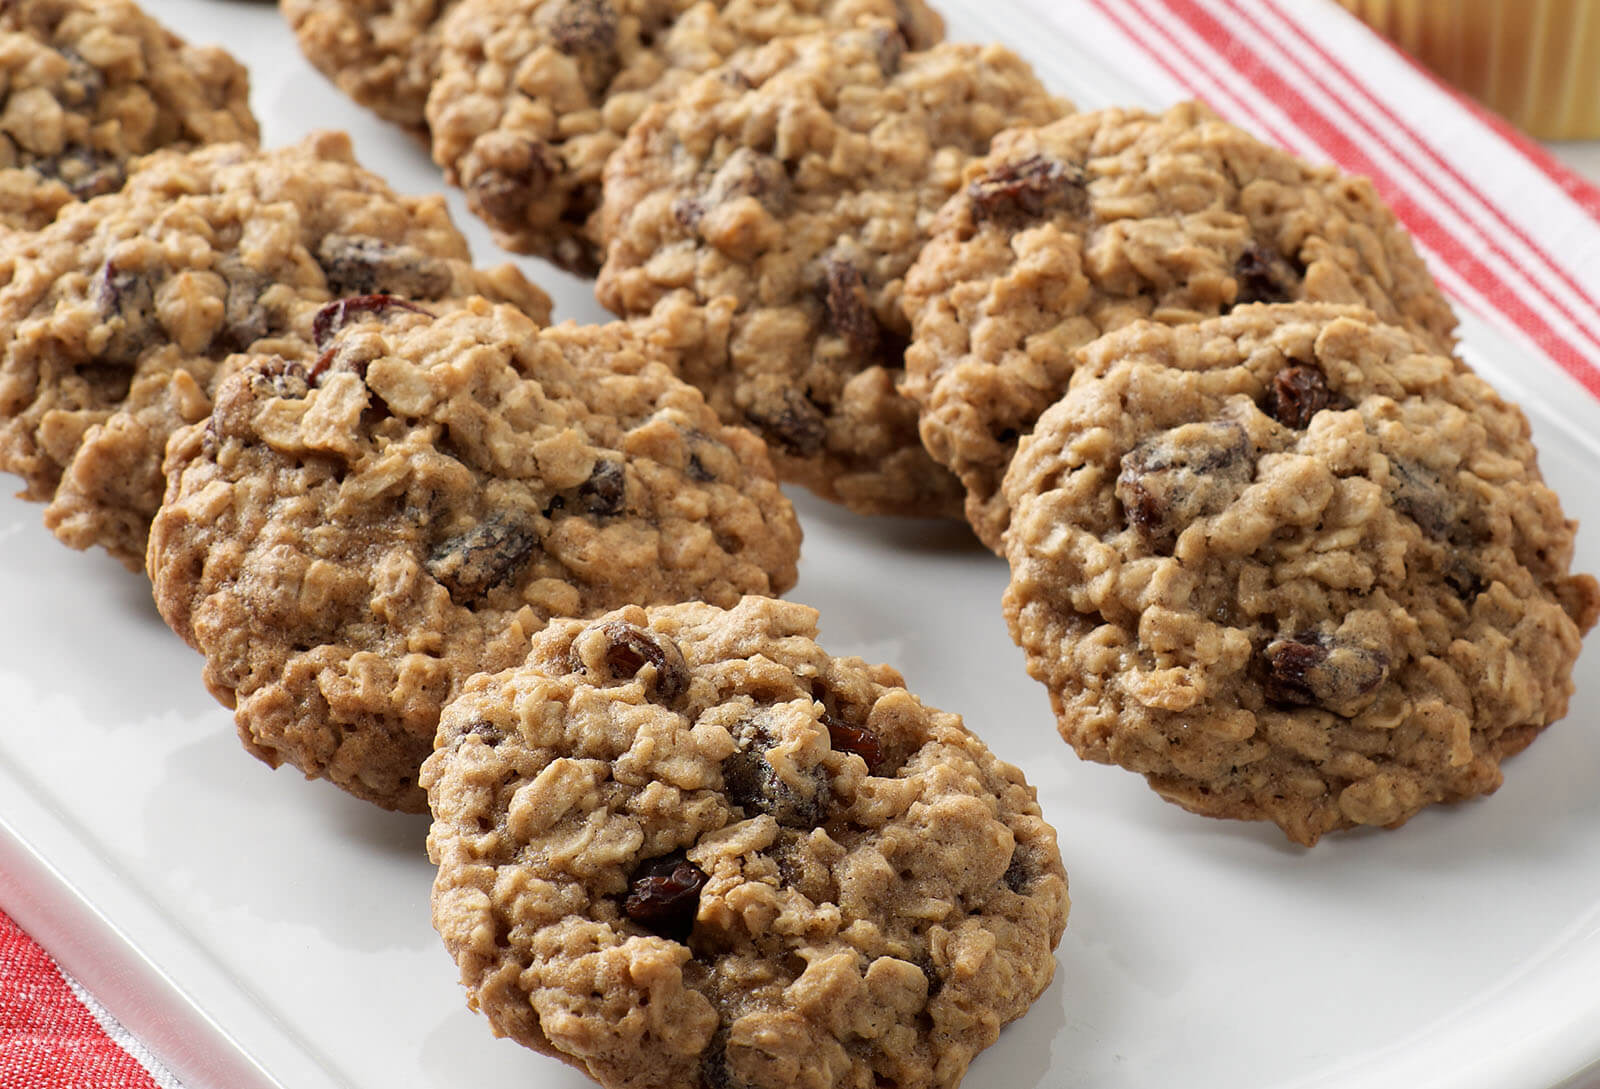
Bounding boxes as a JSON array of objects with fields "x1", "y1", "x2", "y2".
[
  {"x1": 316, "y1": 234, "x2": 453, "y2": 299},
  {"x1": 968, "y1": 155, "x2": 1087, "y2": 223},
  {"x1": 425, "y1": 511, "x2": 541, "y2": 606},
  {"x1": 1388, "y1": 459, "x2": 1456, "y2": 541},
  {"x1": 1002, "y1": 846, "x2": 1032, "y2": 893},
  {"x1": 213, "y1": 256, "x2": 271, "y2": 352},
  {"x1": 822, "y1": 711, "x2": 882, "y2": 773},
  {"x1": 700, "y1": 1030, "x2": 735, "y2": 1089},
  {"x1": 311, "y1": 293, "x2": 434, "y2": 353},
  {"x1": 623, "y1": 852, "x2": 707, "y2": 941},
  {"x1": 30, "y1": 144, "x2": 124, "y2": 200},
  {"x1": 1263, "y1": 632, "x2": 1389, "y2": 709},
  {"x1": 823, "y1": 257, "x2": 880, "y2": 361},
  {"x1": 686, "y1": 452, "x2": 714, "y2": 482},
  {"x1": 576, "y1": 458, "x2": 626, "y2": 516},
  {"x1": 744, "y1": 386, "x2": 827, "y2": 457},
  {"x1": 93, "y1": 260, "x2": 158, "y2": 366},
  {"x1": 673, "y1": 197, "x2": 705, "y2": 229},
  {"x1": 470, "y1": 144, "x2": 556, "y2": 221},
  {"x1": 704, "y1": 148, "x2": 788, "y2": 213},
  {"x1": 1233, "y1": 244, "x2": 1301, "y2": 306},
  {"x1": 1264, "y1": 364, "x2": 1337, "y2": 429},
  {"x1": 58, "y1": 48, "x2": 104, "y2": 107},
  {"x1": 1116, "y1": 421, "x2": 1253, "y2": 552},
  {"x1": 568, "y1": 619, "x2": 690, "y2": 703},
  {"x1": 1445, "y1": 560, "x2": 1486, "y2": 601},
  {"x1": 871, "y1": 24, "x2": 907, "y2": 74},
  {"x1": 548, "y1": 0, "x2": 617, "y2": 53},
  {"x1": 722, "y1": 717, "x2": 827, "y2": 828}
]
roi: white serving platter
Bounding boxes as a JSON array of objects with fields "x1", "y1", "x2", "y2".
[{"x1": 3, "y1": 2, "x2": 1600, "y2": 1088}]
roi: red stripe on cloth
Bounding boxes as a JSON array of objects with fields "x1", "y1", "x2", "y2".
[
  {"x1": 0, "y1": 910, "x2": 160, "y2": 1089},
  {"x1": 1156, "y1": 0, "x2": 1600, "y2": 398},
  {"x1": 1247, "y1": 0, "x2": 1600, "y2": 358}
]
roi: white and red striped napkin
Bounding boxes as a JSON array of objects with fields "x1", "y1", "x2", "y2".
[
  {"x1": 3, "y1": 1, "x2": 1599, "y2": 1085},
  {"x1": 0, "y1": 911, "x2": 187, "y2": 1089}
]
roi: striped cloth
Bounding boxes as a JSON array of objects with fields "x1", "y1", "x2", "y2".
[
  {"x1": 0, "y1": 911, "x2": 186, "y2": 1089},
  {"x1": 2, "y1": 1, "x2": 1596, "y2": 1085}
]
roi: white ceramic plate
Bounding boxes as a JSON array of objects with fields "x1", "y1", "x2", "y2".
[{"x1": 3, "y1": 2, "x2": 1599, "y2": 1088}]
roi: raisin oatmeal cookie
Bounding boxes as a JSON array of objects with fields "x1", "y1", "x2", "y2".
[
  {"x1": 149, "y1": 303, "x2": 802, "y2": 812},
  {"x1": 597, "y1": 28, "x2": 1066, "y2": 517},
  {"x1": 0, "y1": 131, "x2": 548, "y2": 570},
  {"x1": 281, "y1": 0, "x2": 459, "y2": 134},
  {"x1": 427, "y1": 0, "x2": 944, "y2": 274},
  {"x1": 423, "y1": 596, "x2": 1068, "y2": 1089},
  {"x1": 902, "y1": 102, "x2": 1459, "y2": 552},
  {"x1": 0, "y1": 0, "x2": 257, "y2": 231},
  {"x1": 1002, "y1": 304, "x2": 1598, "y2": 846}
]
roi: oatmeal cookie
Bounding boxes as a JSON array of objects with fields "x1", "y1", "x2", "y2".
[
  {"x1": 427, "y1": 0, "x2": 944, "y2": 274},
  {"x1": 903, "y1": 102, "x2": 1459, "y2": 552},
  {"x1": 149, "y1": 303, "x2": 803, "y2": 812},
  {"x1": 281, "y1": 0, "x2": 459, "y2": 134},
  {"x1": 0, "y1": 0, "x2": 257, "y2": 231},
  {"x1": 1002, "y1": 304, "x2": 1599, "y2": 846},
  {"x1": 597, "y1": 28, "x2": 1066, "y2": 517},
  {"x1": 424, "y1": 595, "x2": 1068, "y2": 1089},
  {"x1": 0, "y1": 131, "x2": 548, "y2": 570}
]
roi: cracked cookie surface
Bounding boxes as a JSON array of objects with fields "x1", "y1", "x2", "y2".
[
  {"x1": 281, "y1": 0, "x2": 460, "y2": 133},
  {"x1": 903, "y1": 103, "x2": 1459, "y2": 551},
  {"x1": 423, "y1": 595, "x2": 1068, "y2": 1089},
  {"x1": 0, "y1": 0, "x2": 257, "y2": 231},
  {"x1": 1002, "y1": 304, "x2": 1598, "y2": 846},
  {"x1": 149, "y1": 303, "x2": 802, "y2": 812},
  {"x1": 427, "y1": 0, "x2": 943, "y2": 273},
  {"x1": 597, "y1": 28, "x2": 1066, "y2": 518},
  {"x1": 0, "y1": 131, "x2": 548, "y2": 569}
]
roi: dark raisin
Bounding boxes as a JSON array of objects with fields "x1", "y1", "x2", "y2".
[
  {"x1": 470, "y1": 144, "x2": 557, "y2": 222},
  {"x1": 1388, "y1": 459, "x2": 1456, "y2": 541},
  {"x1": 673, "y1": 197, "x2": 705, "y2": 229},
  {"x1": 1002, "y1": 847, "x2": 1032, "y2": 893},
  {"x1": 822, "y1": 711, "x2": 882, "y2": 773},
  {"x1": 1233, "y1": 244, "x2": 1301, "y2": 306},
  {"x1": 704, "y1": 148, "x2": 788, "y2": 213},
  {"x1": 623, "y1": 852, "x2": 707, "y2": 941},
  {"x1": 968, "y1": 155, "x2": 1087, "y2": 223},
  {"x1": 744, "y1": 386, "x2": 827, "y2": 457},
  {"x1": 460, "y1": 720, "x2": 504, "y2": 745},
  {"x1": 823, "y1": 257, "x2": 880, "y2": 361},
  {"x1": 548, "y1": 0, "x2": 617, "y2": 53},
  {"x1": 569, "y1": 619, "x2": 690, "y2": 702},
  {"x1": 30, "y1": 144, "x2": 124, "y2": 200},
  {"x1": 212, "y1": 256, "x2": 271, "y2": 352},
  {"x1": 425, "y1": 511, "x2": 541, "y2": 605},
  {"x1": 576, "y1": 459, "x2": 626, "y2": 516},
  {"x1": 871, "y1": 24, "x2": 907, "y2": 74},
  {"x1": 93, "y1": 260, "x2": 158, "y2": 366},
  {"x1": 58, "y1": 47, "x2": 105, "y2": 107},
  {"x1": 1445, "y1": 560, "x2": 1486, "y2": 601},
  {"x1": 686, "y1": 452, "x2": 714, "y2": 482},
  {"x1": 316, "y1": 234, "x2": 454, "y2": 299},
  {"x1": 1263, "y1": 632, "x2": 1389, "y2": 709},
  {"x1": 1264, "y1": 364, "x2": 1336, "y2": 429},
  {"x1": 700, "y1": 1030, "x2": 735, "y2": 1089},
  {"x1": 311, "y1": 293, "x2": 434, "y2": 352},
  {"x1": 1116, "y1": 421, "x2": 1253, "y2": 552},
  {"x1": 722, "y1": 718, "x2": 827, "y2": 828}
]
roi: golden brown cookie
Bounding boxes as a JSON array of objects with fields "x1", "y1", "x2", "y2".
[
  {"x1": 280, "y1": 0, "x2": 458, "y2": 134},
  {"x1": 427, "y1": 0, "x2": 944, "y2": 273},
  {"x1": 903, "y1": 103, "x2": 1459, "y2": 551},
  {"x1": 0, "y1": 0, "x2": 257, "y2": 231},
  {"x1": 0, "y1": 131, "x2": 548, "y2": 570},
  {"x1": 597, "y1": 27, "x2": 1067, "y2": 518},
  {"x1": 1002, "y1": 304, "x2": 1598, "y2": 846},
  {"x1": 149, "y1": 303, "x2": 803, "y2": 812},
  {"x1": 424, "y1": 596, "x2": 1069, "y2": 1089}
]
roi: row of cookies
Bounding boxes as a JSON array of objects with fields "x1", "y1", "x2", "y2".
[{"x1": 0, "y1": 4, "x2": 1076, "y2": 1085}]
